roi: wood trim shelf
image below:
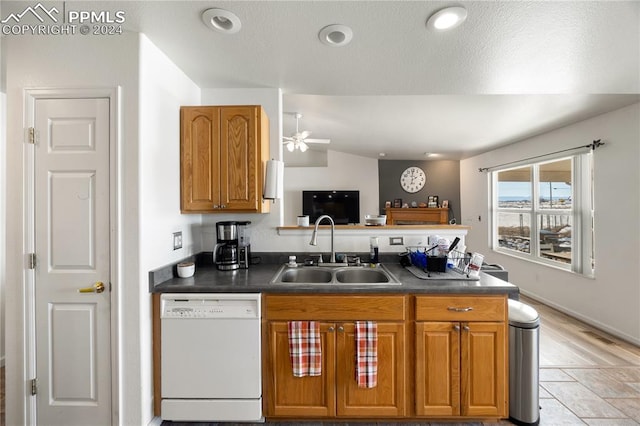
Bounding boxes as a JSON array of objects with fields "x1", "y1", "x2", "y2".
[
  {"x1": 278, "y1": 224, "x2": 468, "y2": 231},
  {"x1": 385, "y1": 207, "x2": 449, "y2": 225}
]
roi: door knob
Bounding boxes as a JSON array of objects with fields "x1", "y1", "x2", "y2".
[{"x1": 78, "y1": 282, "x2": 105, "y2": 293}]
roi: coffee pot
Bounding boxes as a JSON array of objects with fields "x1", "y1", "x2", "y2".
[
  {"x1": 213, "y1": 221, "x2": 239, "y2": 270},
  {"x1": 213, "y1": 221, "x2": 251, "y2": 270}
]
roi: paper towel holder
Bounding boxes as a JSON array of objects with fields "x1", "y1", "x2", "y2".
[{"x1": 263, "y1": 159, "x2": 284, "y2": 201}]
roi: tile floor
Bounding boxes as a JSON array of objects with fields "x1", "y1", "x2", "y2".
[{"x1": 521, "y1": 295, "x2": 640, "y2": 425}]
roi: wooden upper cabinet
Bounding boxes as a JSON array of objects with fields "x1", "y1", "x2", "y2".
[{"x1": 180, "y1": 105, "x2": 270, "y2": 213}]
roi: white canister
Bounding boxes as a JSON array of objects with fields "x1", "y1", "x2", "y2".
[
  {"x1": 467, "y1": 252, "x2": 484, "y2": 276},
  {"x1": 297, "y1": 215, "x2": 310, "y2": 227},
  {"x1": 177, "y1": 261, "x2": 195, "y2": 278}
]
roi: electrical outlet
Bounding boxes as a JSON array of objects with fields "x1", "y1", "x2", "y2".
[
  {"x1": 173, "y1": 231, "x2": 182, "y2": 250},
  {"x1": 389, "y1": 237, "x2": 404, "y2": 246}
]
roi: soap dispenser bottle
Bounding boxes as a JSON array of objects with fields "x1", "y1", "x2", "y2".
[{"x1": 369, "y1": 237, "x2": 379, "y2": 264}]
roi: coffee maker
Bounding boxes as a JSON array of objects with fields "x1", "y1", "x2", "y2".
[
  {"x1": 213, "y1": 221, "x2": 251, "y2": 270},
  {"x1": 237, "y1": 221, "x2": 251, "y2": 269}
]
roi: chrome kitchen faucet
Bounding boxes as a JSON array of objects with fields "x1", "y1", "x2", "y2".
[{"x1": 309, "y1": 215, "x2": 336, "y2": 263}]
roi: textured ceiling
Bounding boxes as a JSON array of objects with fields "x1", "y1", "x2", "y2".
[{"x1": 29, "y1": 0, "x2": 640, "y2": 159}]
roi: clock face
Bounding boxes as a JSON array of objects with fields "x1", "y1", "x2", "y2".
[{"x1": 400, "y1": 166, "x2": 426, "y2": 193}]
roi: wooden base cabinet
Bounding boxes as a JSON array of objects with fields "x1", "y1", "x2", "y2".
[
  {"x1": 415, "y1": 296, "x2": 508, "y2": 418},
  {"x1": 264, "y1": 295, "x2": 407, "y2": 418},
  {"x1": 180, "y1": 105, "x2": 270, "y2": 213}
]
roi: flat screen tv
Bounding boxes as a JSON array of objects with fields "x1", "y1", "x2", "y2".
[{"x1": 302, "y1": 190, "x2": 360, "y2": 225}]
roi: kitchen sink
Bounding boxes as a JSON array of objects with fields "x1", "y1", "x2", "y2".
[
  {"x1": 270, "y1": 264, "x2": 401, "y2": 286},
  {"x1": 335, "y1": 268, "x2": 391, "y2": 283},
  {"x1": 277, "y1": 268, "x2": 333, "y2": 283}
]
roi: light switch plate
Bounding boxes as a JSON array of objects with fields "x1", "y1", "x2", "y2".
[
  {"x1": 173, "y1": 231, "x2": 182, "y2": 250},
  {"x1": 389, "y1": 237, "x2": 404, "y2": 246}
]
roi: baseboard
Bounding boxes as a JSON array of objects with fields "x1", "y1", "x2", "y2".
[{"x1": 520, "y1": 289, "x2": 640, "y2": 347}]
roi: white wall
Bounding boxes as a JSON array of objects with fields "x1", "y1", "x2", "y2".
[
  {"x1": 284, "y1": 149, "x2": 380, "y2": 225},
  {"x1": 3, "y1": 32, "x2": 143, "y2": 425},
  {"x1": 460, "y1": 103, "x2": 640, "y2": 344},
  {"x1": 138, "y1": 34, "x2": 201, "y2": 422},
  {"x1": 0, "y1": 88, "x2": 5, "y2": 368},
  {"x1": 0, "y1": 0, "x2": 5, "y2": 368},
  {"x1": 192, "y1": 98, "x2": 450, "y2": 255}
]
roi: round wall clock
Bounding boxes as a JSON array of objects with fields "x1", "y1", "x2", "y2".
[{"x1": 400, "y1": 166, "x2": 426, "y2": 193}]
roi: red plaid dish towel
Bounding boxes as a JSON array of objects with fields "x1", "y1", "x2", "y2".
[
  {"x1": 355, "y1": 321, "x2": 378, "y2": 388},
  {"x1": 288, "y1": 321, "x2": 322, "y2": 377}
]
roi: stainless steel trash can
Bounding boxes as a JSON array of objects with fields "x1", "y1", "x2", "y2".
[{"x1": 508, "y1": 299, "x2": 540, "y2": 426}]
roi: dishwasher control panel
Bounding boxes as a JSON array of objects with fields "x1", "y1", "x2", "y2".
[{"x1": 160, "y1": 294, "x2": 260, "y2": 319}]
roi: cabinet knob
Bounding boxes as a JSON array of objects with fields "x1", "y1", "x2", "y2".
[
  {"x1": 463, "y1": 325, "x2": 470, "y2": 331},
  {"x1": 453, "y1": 324, "x2": 460, "y2": 331},
  {"x1": 328, "y1": 326, "x2": 335, "y2": 332},
  {"x1": 338, "y1": 326, "x2": 344, "y2": 332}
]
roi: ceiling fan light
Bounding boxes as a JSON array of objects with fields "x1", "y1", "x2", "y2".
[
  {"x1": 299, "y1": 141, "x2": 309, "y2": 152},
  {"x1": 286, "y1": 141, "x2": 295, "y2": 152}
]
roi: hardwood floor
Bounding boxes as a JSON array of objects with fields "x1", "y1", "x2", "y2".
[
  {"x1": 521, "y1": 295, "x2": 640, "y2": 425},
  {"x1": 2, "y1": 296, "x2": 639, "y2": 426}
]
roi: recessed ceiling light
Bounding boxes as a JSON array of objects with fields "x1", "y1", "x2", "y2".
[
  {"x1": 425, "y1": 152, "x2": 439, "y2": 158},
  {"x1": 426, "y1": 6, "x2": 467, "y2": 31},
  {"x1": 379, "y1": 152, "x2": 387, "y2": 157},
  {"x1": 318, "y1": 24, "x2": 353, "y2": 47},
  {"x1": 202, "y1": 8, "x2": 241, "y2": 34}
]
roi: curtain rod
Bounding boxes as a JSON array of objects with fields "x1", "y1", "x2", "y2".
[{"x1": 478, "y1": 139, "x2": 603, "y2": 173}]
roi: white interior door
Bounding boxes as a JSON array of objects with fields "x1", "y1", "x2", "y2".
[{"x1": 33, "y1": 97, "x2": 112, "y2": 425}]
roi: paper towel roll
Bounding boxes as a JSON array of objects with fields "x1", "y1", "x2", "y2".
[{"x1": 263, "y1": 160, "x2": 284, "y2": 200}]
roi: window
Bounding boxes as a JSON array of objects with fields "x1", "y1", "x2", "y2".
[{"x1": 492, "y1": 154, "x2": 594, "y2": 275}]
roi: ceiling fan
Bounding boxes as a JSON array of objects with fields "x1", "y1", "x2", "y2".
[{"x1": 283, "y1": 113, "x2": 330, "y2": 152}]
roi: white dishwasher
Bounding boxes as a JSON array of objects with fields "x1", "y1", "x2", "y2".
[{"x1": 160, "y1": 293, "x2": 262, "y2": 422}]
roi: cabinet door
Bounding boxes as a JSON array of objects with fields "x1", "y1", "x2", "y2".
[
  {"x1": 336, "y1": 322, "x2": 406, "y2": 417},
  {"x1": 180, "y1": 107, "x2": 220, "y2": 212},
  {"x1": 415, "y1": 322, "x2": 460, "y2": 416},
  {"x1": 461, "y1": 322, "x2": 507, "y2": 417},
  {"x1": 265, "y1": 321, "x2": 336, "y2": 417},
  {"x1": 220, "y1": 106, "x2": 262, "y2": 211}
]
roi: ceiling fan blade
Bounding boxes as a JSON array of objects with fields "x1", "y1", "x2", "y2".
[
  {"x1": 282, "y1": 136, "x2": 295, "y2": 142},
  {"x1": 298, "y1": 130, "x2": 312, "y2": 140},
  {"x1": 304, "y1": 138, "x2": 331, "y2": 144},
  {"x1": 298, "y1": 141, "x2": 309, "y2": 152}
]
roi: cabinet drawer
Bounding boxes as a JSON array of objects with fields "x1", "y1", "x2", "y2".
[
  {"x1": 415, "y1": 295, "x2": 506, "y2": 322},
  {"x1": 265, "y1": 294, "x2": 407, "y2": 321}
]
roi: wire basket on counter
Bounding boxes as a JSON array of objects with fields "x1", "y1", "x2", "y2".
[{"x1": 404, "y1": 246, "x2": 471, "y2": 273}]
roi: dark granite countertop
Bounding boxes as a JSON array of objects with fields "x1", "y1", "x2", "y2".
[{"x1": 150, "y1": 252, "x2": 519, "y2": 297}]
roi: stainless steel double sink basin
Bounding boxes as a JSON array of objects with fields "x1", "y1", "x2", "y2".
[{"x1": 270, "y1": 263, "x2": 401, "y2": 286}]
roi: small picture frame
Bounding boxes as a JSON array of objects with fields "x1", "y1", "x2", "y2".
[
  {"x1": 442, "y1": 199, "x2": 449, "y2": 208},
  {"x1": 428, "y1": 195, "x2": 439, "y2": 208},
  {"x1": 385, "y1": 200, "x2": 392, "y2": 208},
  {"x1": 393, "y1": 198, "x2": 402, "y2": 208}
]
